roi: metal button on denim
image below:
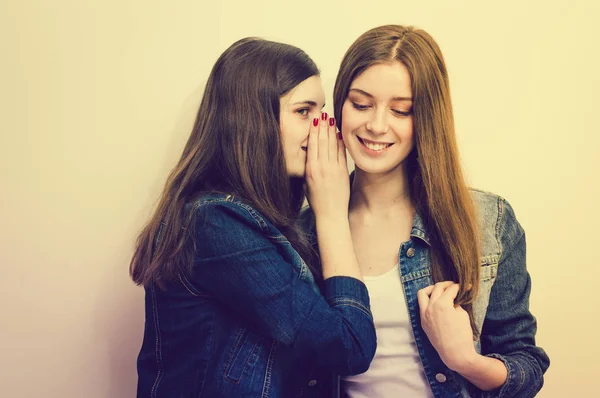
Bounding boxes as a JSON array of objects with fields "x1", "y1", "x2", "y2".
[
  {"x1": 308, "y1": 380, "x2": 317, "y2": 387},
  {"x1": 406, "y1": 247, "x2": 416, "y2": 258},
  {"x1": 435, "y1": 373, "x2": 447, "y2": 383}
]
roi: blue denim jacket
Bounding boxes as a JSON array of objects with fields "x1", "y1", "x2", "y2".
[
  {"x1": 299, "y1": 188, "x2": 550, "y2": 398},
  {"x1": 136, "y1": 193, "x2": 377, "y2": 398}
]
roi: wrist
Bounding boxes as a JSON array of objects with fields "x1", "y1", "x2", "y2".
[
  {"x1": 315, "y1": 212, "x2": 349, "y2": 227},
  {"x1": 448, "y1": 350, "x2": 481, "y2": 374}
]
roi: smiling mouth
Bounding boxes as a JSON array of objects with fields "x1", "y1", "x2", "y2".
[{"x1": 357, "y1": 137, "x2": 394, "y2": 152}]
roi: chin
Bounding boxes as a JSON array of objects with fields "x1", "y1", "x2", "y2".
[
  {"x1": 355, "y1": 164, "x2": 396, "y2": 176},
  {"x1": 350, "y1": 155, "x2": 404, "y2": 176},
  {"x1": 288, "y1": 168, "x2": 305, "y2": 178}
]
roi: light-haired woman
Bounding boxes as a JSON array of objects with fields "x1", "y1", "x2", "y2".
[{"x1": 302, "y1": 25, "x2": 549, "y2": 397}]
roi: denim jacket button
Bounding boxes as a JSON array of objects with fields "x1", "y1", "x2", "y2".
[
  {"x1": 406, "y1": 247, "x2": 416, "y2": 258},
  {"x1": 308, "y1": 380, "x2": 317, "y2": 387},
  {"x1": 435, "y1": 373, "x2": 447, "y2": 383}
]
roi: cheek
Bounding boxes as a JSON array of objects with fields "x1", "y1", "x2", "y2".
[
  {"x1": 392, "y1": 118, "x2": 414, "y2": 142},
  {"x1": 341, "y1": 104, "x2": 362, "y2": 135},
  {"x1": 284, "y1": 120, "x2": 308, "y2": 144},
  {"x1": 293, "y1": 120, "x2": 311, "y2": 144},
  {"x1": 405, "y1": 122, "x2": 415, "y2": 145}
]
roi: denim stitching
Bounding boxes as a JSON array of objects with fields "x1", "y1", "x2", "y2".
[
  {"x1": 401, "y1": 268, "x2": 431, "y2": 283},
  {"x1": 226, "y1": 332, "x2": 263, "y2": 383},
  {"x1": 480, "y1": 264, "x2": 499, "y2": 282},
  {"x1": 195, "y1": 245, "x2": 275, "y2": 262},
  {"x1": 149, "y1": 284, "x2": 163, "y2": 397},
  {"x1": 178, "y1": 273, "x2": 200, "y2": 296},
  {"x1": 232, "y1": 201, "x2": 268, "y2": 230},
  {"x1": 224, "y1": 328, "x2": 248, "y2": 383},
  {"x1": 410, "y1": 228, "x2": 431, "y2": 245},
  {"x1": 193, "y1": 197, "x2": 269, "y2": 232},
  {"x1": 193, "y1": 196, "x2": 297, "y2": 251},
  {"x1": 177, "y1": 273, "x2": 213, "y2": 298},
  {"x1": 329, "y1": 298, "x2": 372, "y2": 319},
  {"x1": 496, "y1": 197, "x2": 505, "y2": 258},
  {"x1": 480, "y1": 254, "x2": 500, "y2": 266},
  {"x1": 329, "y1": 297, "x2": 371, "y2": 314},
  {"x1": 267, "y1": 234, "x2": 288, "y2": 242},
  {"x1": 407, "y1": 293, "x2": 438, "y2": 395},
  {"x1": 261, "y1": 340, "x2": 278, "y2": 398},
  {"x1": 298, "y1": 259, "x2": 308, "y2": 280},
  {"x1": 514, "y1": 357, "x2": 526, "y2": 394}
]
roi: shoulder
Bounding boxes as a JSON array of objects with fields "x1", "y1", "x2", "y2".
[
  {"x1": 469, "y1": 188, "x2": 521, "y2": 225},
  {"x1": 186, "y1": 193, "x2": 285, "y2": 260},
  {"x1": 469, "y1": 188, "x2": 524, "y2": 256},
  {"x1": 189, "y1": 193, "x2": 270, "y2": 232},
  {"x1": 469, "y1": 188, "x2": 504, "y2": 220},
  {"x1": 188, "y1": 195, "x2": 279, "y2": 257}
]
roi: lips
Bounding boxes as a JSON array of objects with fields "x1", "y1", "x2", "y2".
[{"x1": 357, "y1": 136, "x2": 394, "y2": 152}]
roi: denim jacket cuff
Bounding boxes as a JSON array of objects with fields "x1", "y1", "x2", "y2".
[
  {"x1": 322, "y1": 276, "x2": 372, "y2": 320},
  {"x1": 478, "y1": 353, "x2": 523, "y2": 398}
]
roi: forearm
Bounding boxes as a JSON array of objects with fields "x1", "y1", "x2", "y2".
[
  {"x1": 455, "y1": 353, "x2": 507, "y2": 392},
  {"x1": 316, "y1": 216, "x2": 362, "y2": 281}
]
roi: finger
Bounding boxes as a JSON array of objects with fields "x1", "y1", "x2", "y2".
[
  {"x1": 337, "y1": 131, "x2": 347, "y2": 165},
  {"x1": 306, "y1": 117, "x2": 319, "y2": 167},
  {"x1": 440, "y1": 283, "x2": 460, "y2": 303},
  {"x1": 429, "y1": 281, "x2": 455, "y2": 302},
  {"x1": 419, "y1": 285, "x2": 435, "y2": 297},
  {"x1": 327, "y1": 116, "x2": 337, "y2": 162},
  {"x1": 417, "y1": 285, "x2": 435, "y2": 318},
  {"x1": 318, "y1": 112, "x2": 328, "y2": 161}
]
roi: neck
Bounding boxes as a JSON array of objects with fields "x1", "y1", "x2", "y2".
[{"x1": 349, "y1": 165, "x2": 414, "y2": 218}]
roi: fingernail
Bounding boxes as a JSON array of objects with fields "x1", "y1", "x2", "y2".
[
  {"x1": 313, "y1": 118, "x2": 319, "y2": 126},
  {"x1": 321, "y1": 112, "x2": 327, "y2": 120},
  {"x1": 337, "y1": 132, "x2": 342, "y2": 140},
  {"x1": 329, "y1": 117, "x2": 335, "y2": 126}
]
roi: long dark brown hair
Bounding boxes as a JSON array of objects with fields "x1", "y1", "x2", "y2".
[
  {"x1": 334, "y1": 25, "x2": 481, "y2": 333},
  {"x1": 130, "y1": 38, "x2": 320, "y2": 287}
]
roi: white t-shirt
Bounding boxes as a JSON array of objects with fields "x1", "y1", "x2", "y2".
[{"x1": 342, "y1": 264, "x2": 434, "y2": 398}]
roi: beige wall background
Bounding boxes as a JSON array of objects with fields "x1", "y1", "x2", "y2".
[{"x1": 1, "y1": 1, "x2": 598, "y2": 397}]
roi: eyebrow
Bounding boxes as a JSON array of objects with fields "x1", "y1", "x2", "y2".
[
  {"x1": 349, "y1": 88, "x2": 412, "y2": 102},
  {"x1": 292, "y1": 101, "x2": 326, "y2": 108}
]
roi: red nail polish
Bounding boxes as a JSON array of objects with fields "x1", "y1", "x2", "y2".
[
  {"x1": 337, "y1": 132, "x2": 343, "y2": 140},
  {"x1": 313, "y1": 118, "x2": 319, "y2": 126},
  {"x1": 321, "y1": 112, "x2": 327, "y2": 120},
  {"x1": 329, "y1": 117, "x2": 335, "y2": 126}
]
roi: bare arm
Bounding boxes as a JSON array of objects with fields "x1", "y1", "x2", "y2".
[{"x1": 305, "y1": 114, "x2": 362, "y2": 281}]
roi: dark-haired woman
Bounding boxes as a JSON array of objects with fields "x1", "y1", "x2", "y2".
[{"x1": 131, "y1": 38, "x2": 375, "y2": 398}]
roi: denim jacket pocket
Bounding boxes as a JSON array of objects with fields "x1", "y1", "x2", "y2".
[{"x1": 225, "y1": 328, "x2": 266, "y2": 384}]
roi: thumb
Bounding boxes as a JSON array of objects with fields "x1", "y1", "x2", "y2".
[{"x1": 441, "y1": 283, "x2": 460, "y2": 302}]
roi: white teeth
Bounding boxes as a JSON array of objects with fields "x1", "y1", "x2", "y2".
[{"x1": 363, "y1": 140, "x2": 391, "y2": 151}]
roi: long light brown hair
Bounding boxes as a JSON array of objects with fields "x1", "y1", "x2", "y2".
[
  {"x1": 334, "y1": 25, "x2": 481, "y2": 333},
  {"x1": 130, "y1": 38, "x2": 320, "y2": 287}
]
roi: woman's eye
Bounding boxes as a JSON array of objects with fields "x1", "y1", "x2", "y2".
[
  {"x1": 296, "y1": 108, "x2": 309, "y2": 116},
  {"x1": 352, "y1": 102, "x2": 370, "y2": 111},
  {"x1": 392, "y1": 109, "x2": 412, "y2": 117}
]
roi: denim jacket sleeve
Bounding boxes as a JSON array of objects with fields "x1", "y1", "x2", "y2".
[
  {"x1": 187, "y1": 201, "x2": 376, "y2": 376},
  {"x1": 476, "y1": 199, "x2": 550, "y2": 397}
]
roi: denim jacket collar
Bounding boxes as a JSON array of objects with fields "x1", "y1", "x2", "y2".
[{"x1": 410, "y1": 213, "x2": 431, "y2": 246}]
